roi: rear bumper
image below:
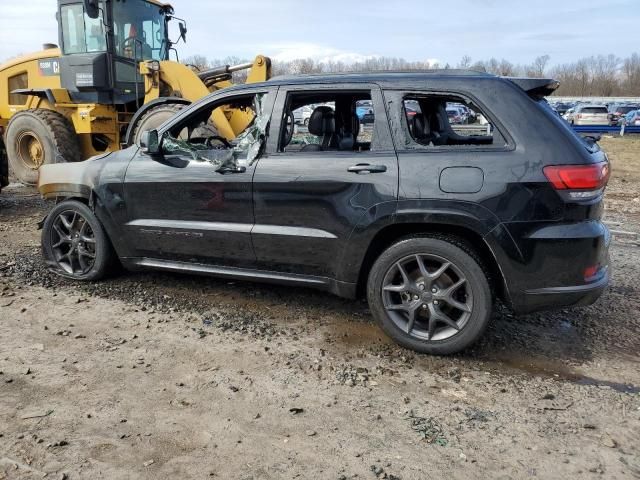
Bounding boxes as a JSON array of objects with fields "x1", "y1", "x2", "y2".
[
  {"x1": 500, "y1": 220, "x2": 610, "y2": 314},
  {"x1": 574, "y1": 119, "x2": 609, "y2": 126},
  {"x1": 514, "y1": 267, "x2": 609, "y2": 314}
]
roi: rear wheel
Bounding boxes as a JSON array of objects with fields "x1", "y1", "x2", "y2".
[
  {"x1": 367, "y1": 236, "x2": 492, "y2": 355},
  {"x1": 42, "y1": 200, "x2": 115, "y2": 281},
  {"x1": 5, "y1": 109, "x2": 81, "y2": 185}
]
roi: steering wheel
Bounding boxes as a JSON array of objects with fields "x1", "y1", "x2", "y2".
[
  {"x1": 281, "y1": 110, "x2": 294, "y2": 147},
  {"x1": 121, "y1": 36, "x2": 138, "y2": 57},
  {"x1": 206, "y1": 135, "x2": 232, "y2": 149}
]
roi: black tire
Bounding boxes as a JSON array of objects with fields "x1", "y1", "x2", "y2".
[
  {"x1": 0, "y1": 138, "x2": 8, "y2": 189},
  {"x1": 5, "y1": 109, "x2": 81, "y2": 185},
  {"x1": 367, "y1": 236, "x2": 492, "y2": 355},
  {"x1": 131, "y1": 103, "x2": 185, "y2": 146},
  {"x1": 303, "y1": 117, "x2": 309, "y2": 127},
  {"x1": 42, "y1": 200, "x2": 115, "y2": 281}
]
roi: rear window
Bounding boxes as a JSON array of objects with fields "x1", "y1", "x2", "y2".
[
  {"x1": 618, "y1": 106, "x2": 636, "y2": 114},
  {"x1": 581, "y1": 107, "x2": 608, "y2": 114},
  {"x1": 535, "y1": 99, "x2": 600, "y2": 153}
]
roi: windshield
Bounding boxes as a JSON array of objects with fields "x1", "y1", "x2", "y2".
[{"x1": 113, "y1": 0, "x2": 168, "y2": 61}]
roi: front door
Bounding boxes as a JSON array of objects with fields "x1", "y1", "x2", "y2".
[
  {"x1": 251, "y1": 84, "x2": 398, "y2": 281},
  {"x1": 123, "y1": 89, "x2": 276, "y2": 267}
]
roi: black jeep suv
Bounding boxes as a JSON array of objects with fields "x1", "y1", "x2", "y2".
[{"x1": 38, "y1": 71, "x2": 611, "y2": 355}]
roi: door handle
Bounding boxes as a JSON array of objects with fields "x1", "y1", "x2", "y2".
[
  {"x1": 347, "y1": 163, "x2": 387, "y2": 174},
  {"x1": 217, "y1": 165, "x2": 247, "y2": 174}
]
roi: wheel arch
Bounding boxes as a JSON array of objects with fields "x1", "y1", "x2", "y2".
[
  {"x1": 124, "y1": 96, "x2": 191, "y2": 147},
  {"x1": 44, "y1": 190, "x2": 128, "y2": 260},
  {"x1": 355, "y1": 221, "x2": 511, "y2": 305}
]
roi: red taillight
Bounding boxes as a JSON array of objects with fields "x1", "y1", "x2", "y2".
[
  {"x1": 543, "y1": 162, "x2": 610, "y2": 190},
  {"x1": 583, "y1": 265, "x2": 599, "y2": 280}
]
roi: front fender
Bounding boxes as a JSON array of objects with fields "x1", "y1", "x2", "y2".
[
  {"x1": 37, "y1": 150, "x2": 134, "y2": 258},
  {"x1": 38, "y1": 161, "x2": 96, "y2": 200}
]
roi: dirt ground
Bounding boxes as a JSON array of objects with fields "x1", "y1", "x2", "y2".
[{"x1": 0, "y1": 136, "x2": 639, "y2": 480}]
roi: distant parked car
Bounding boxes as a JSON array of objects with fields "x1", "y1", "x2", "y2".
[
  {"x1": 622, "y1": 110, "x2": 640, "y2": 126},
  {"x1": 566, "y1": 105, "x2": 609, "y2": 126},
  {"x1": 293, "y1": 105, "x2": 313, "y2": 126},
  {"x1": 554, "y1": 102, "x2": 574, "y2": 116},
  {"x1": 608, "y1": 104, "x2": 639, "y2": 125},
  {"x1": 608, "y1": 104, "x2": 638, "y2": 117},
  {"x1": 562, "y1": 108, "x2": 575, "y2": 122},
  {"x1": 460, "y1": 105, "x2": 477, "y2": 123},
  {"x1": 405, "y1": 106, "x2": 419, "y2": 119},
  {"x1": 446, "y1": 103, "x2": 471, "y2": 123},
  {"x1": 356, "y1": 101, "x2": 375, "y2": 124},
  {"x1": 446, "y1": 107, "x2": 465, "y2": 124}
]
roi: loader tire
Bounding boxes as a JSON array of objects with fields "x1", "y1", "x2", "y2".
[
  {"x1": 5, "y1": 109, "x2": 81, "y2": 185},
  {"x1": 0, "y1": 138, "x2": 8, "y2": 189},
  {"x1": 131, "y1": 103, "x2": 186, "y2": 146}
]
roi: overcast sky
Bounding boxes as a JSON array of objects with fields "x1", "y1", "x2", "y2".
[{"x1": 0, "y1": 0, "x2": 638, "y2": 66}]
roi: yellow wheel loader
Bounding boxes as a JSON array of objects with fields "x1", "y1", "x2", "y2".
[{"x1": 0, "y1": 0, "x2": 271, "y2": 187}]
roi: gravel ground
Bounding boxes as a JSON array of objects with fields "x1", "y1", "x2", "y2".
[{"x1": 0, "y1": 136, "x2": 639, "y2": 479}]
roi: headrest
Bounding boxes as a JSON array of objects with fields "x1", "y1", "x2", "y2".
[
  {"x1": 412, "y1": 114, "x2": 431, "y2": 139},
  {"x1": 308, "y1": 106, "x2": 335, "y2": 136}
]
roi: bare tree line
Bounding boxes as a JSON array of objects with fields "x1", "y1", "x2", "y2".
[{"x1": 185, "y1": 52, "x2": 640, "y2": 97}]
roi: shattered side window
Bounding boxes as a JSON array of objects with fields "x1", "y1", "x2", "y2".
[
  {"x1": 401, "y1": 95, "x2": 502, "y2": 150},
  {"x1": 161, "y1": 93, "x2": 269, "y2": 171}
]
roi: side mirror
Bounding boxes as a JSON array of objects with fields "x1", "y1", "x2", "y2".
[
  {"x1": 140, "y1": 130, "x2": 160, "y2": 155},
  {"x1": 179, "y1": 22, "x2": 187, "y2": 43},
  {"x1": 83, "y1": 0, "x2": 100, "y2": 19}
]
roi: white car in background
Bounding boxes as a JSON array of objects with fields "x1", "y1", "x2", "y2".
[
  {"x1": 565, "y1": 105, "x2": 609, "y2": 126},
  {"x1": 293, "y1": 105, "x2": 313, "y2": 126}
]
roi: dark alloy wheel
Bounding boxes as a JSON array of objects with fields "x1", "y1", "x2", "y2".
[
  {"x1": 381, "y1": 253, "x2": 472, "y2": 341},
  {"x1": 50, "y1": 210, "x2": 97, "y2": 275},
  {"x1": 42, "y1": 200, "x2": 115, "y2": 281},
  {"x1": 367, "y1": 236, "x2": 492, "y2": 355}
]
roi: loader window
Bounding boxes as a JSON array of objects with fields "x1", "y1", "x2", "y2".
[
  {"x1": 113, "y1": 1, "x2": 168, "y2": 61},
  {"x1": 8, "y1": 73, "x2": 28, "y2": 105},
  {"x1": 60, "y1": 3, "x2": 107, "y2": 54}
]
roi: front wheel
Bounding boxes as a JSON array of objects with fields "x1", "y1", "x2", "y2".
[
  {"x1": 367, "y1": 236, "x2": 492, "y2": 355},
  {"x1": 42, "y1": 200, "x2": 115, "y2": 281}
]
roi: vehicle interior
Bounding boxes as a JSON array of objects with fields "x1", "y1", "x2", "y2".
[
  {"x1": 161, "y1": 94, "x2": 267, "y2": 168},
  {"x1": 280, "y1": 92, "x2": 373, "y2": 153},
  {"x1": 404, "y1": 96, "x2": 494, "y2": 146}
]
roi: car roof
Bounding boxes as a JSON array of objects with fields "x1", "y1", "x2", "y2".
[
  {"x1": 238, "y1": 71, "x2": 557, "y2": 94},
  {"x1": 195, "y1": 71, "x2": 559, "y2": 107},
  {"x1": 268, "y1": 70, "x2": 491, "y2": 86}
]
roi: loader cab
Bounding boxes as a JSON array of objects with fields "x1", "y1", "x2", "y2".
[{"x1": 57, "y1": 0, "x2": 176, "y2": 105}]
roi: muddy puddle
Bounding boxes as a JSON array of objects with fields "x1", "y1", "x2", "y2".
[{"x1": 478, "y1": 351, "x2": 640, "y2": 394}]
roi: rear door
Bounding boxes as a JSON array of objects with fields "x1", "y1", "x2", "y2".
[{"x1": 251, "y1": 83, "x2": 398, "y2": 280}]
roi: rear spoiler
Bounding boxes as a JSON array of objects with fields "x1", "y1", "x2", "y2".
[{"x1": 505, "y1": 77, "x2": 560, "y2": 98}]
